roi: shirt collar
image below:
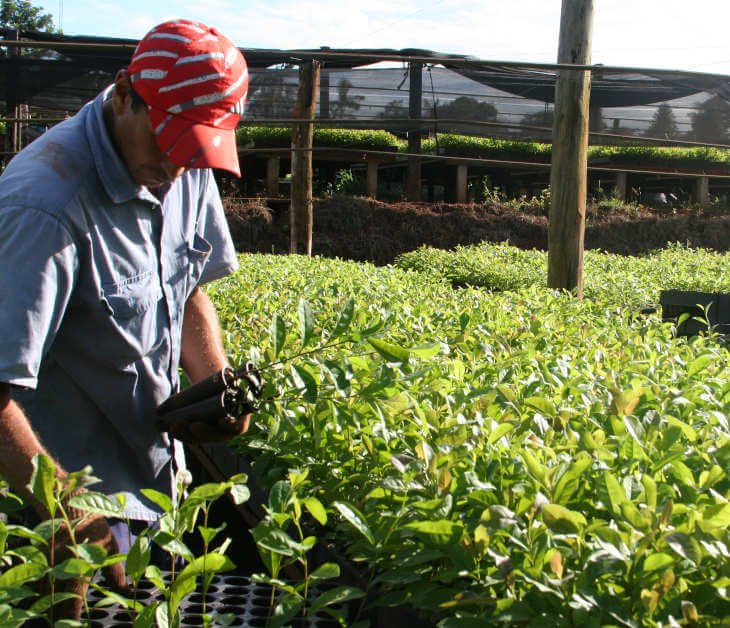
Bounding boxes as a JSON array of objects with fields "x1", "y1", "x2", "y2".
[{"x1": 86, "y1": 86, "x2": 159, "y2": 206}]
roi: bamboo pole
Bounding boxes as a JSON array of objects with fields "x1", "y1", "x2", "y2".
[
  {"x1": 290, "y1": 61, "x2": 320, "y2": 255},
  {"x1": 547, "y1": 0, "x2": 594, "y2": 297}
]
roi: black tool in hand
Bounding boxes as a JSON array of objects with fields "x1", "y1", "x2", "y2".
[{"x1": 156, "y1": 362, "x2": 263, "y2": 433}]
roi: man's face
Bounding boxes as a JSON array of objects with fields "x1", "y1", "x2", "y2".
[
  {"x1": 117, "y1": 104, "x2": 187, "y2": 188},
  {"x1": 106, "y1": 71, "x2": 187, "y2": 188}
]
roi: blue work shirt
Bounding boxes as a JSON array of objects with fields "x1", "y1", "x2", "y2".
[{"x1": 0, "y1": 87, "x2": 239, "y2": 520}]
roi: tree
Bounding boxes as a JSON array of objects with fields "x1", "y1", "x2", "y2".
[
  {"x1": 645, "y1": 103, "x2": 679, "y2": 139},
  {"x1": 245, "y1": 69, "x2": 297, "y2": 119},
  {"x1": 688, "y1": 95, "x2": 730, "y2": 144},
  {"x1": 329, "y1": 79, "x2": 364, "y2": 118},
  {"x1": 1, "y1": 1, "x2": 55, "y2": 32},
  {"x1": 433, "y1": 96, "x2": 497, "y2": 122}
]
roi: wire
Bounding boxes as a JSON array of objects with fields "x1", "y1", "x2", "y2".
[{"x1": 345, "y1": 0, "x2": 448, "y2": 50}]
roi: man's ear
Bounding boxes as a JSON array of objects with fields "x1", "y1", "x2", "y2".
[{"x1": 110, "y1": 69, "x2": 134, "y2": 115}]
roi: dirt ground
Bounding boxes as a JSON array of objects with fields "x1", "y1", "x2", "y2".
[{"x1": 224, "y1": 195, "x2": 730, "y2": 265}]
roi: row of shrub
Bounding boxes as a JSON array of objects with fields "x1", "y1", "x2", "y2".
[{"x1": 237, "y1": 126, "x2": 730, "y2": 172}]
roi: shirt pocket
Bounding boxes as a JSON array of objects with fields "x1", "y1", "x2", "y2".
[
  {"x1": 187, "y1": 233, "x2": 212, "y2": 292},
  {"x1": 99, "y1": 270, "x2": 164, "y2": 365},
  {"x1": 102, "y1": 270, "x2": 163, "y2": 318}
]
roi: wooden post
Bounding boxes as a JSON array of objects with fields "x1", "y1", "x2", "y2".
[
  {"x1": 614, "y1": 171, "x2": 627, "y2": 201},
  {"x1": 366, "y1": 160, "x2": 379, "y2": 198},
  {"x1": 407, "y1": 62, "x2": 423, "y2": 202},
  {"x1": 695, "y1": 175, "x2": 710, "y2": 208},
  {"x1": 290, "y1": 61, "x2": 320, "y2": 255},
  {"x1": 547, "y1": 0, "x2": 594, "y2": 297},
  {"x1": 319, "y1": 52, "x2": 330, "y2": 120},
  {"x1": 266, "y1": 157, "x2": 280, "y2": 197},
  {"x1": 456, "y1": 164, "x2": 468, "y2": 203}
]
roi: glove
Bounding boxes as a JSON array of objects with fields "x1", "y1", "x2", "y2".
[{"x1": 163, "y1": 410, "x2": 252, "y2": 444}]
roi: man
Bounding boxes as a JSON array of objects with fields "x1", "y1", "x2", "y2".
[{"x1": 0, "y1": 19, "x2": 250, "y2": 618}]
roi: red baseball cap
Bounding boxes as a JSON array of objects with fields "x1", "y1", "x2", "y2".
[{"x1": 128, "y1": 19, "x2": 248, "y2": 177}]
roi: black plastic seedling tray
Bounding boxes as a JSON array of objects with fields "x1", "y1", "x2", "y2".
[{"x1": 83, "y1": 572, "x2": 343, "y2": 627}]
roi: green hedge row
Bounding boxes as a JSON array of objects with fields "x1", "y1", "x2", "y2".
[
  {"x1": 395, "y1": 241, "x2": 730, "y2": 308},
  {"x1": 237, "y1": 126, "x2": 730, "y2": 171}
]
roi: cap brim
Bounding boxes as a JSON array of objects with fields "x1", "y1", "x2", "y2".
[{"x1": 148, "y1": 106, "x2": 241, "y2": 177}]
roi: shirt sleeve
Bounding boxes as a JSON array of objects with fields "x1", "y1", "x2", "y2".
[
  {"x1": 0, "y1": 207, "x2": 78, "y2": 388},
  {"x1": 196, "y1": 170, "x2": 239, "y2": 286}
]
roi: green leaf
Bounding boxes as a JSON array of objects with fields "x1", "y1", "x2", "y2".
[
  {"x1": 521, "y1": 450, "x2": 548, "y2": 487},
  {"x1": 292, "y1": 364, "x2": 318, "y2": 403},
  {"x1": 139, "y1": 489, "x2": 173, "y2": 514},
  {"x1": 700, "y1": 502, "x2": 730, "y2": 531},
  {"x1": 271, "y1": 313, "x2": 286, "y2": 357},
  {"x1": 308, "y1": 585, "x2": 365, "y2": 614},
  {"x1": 229, "y1": 484, "x2": 250, "y2": 506},
  {"x1": 133, "y1": 602, "x2": 157, "y2": 628},
  {"x1": 332, "y1": 297, "x2": 355, "y2": 337},
  {"x1": 268, "y1": 480, "x2": 291, "y2": 513},
  {"x1": 488, "y1": 422, "x2": 515, "y2": 444},
  {"x1": 298, "y1": 298, "x2": 315, "y2": 347},
  {"x1": 68, "y1": 491, "x2": 122, "y2": 519},
  {"x1": 250, "y1": 521, "x2": 297, "y2": 557},
  {"x1": 333, "y1": 501, "x2": 375, "y2": 545},
  {"x1": 368, "y1": 337, "x2": 410, "y2": 363},
  {"x1": 126, "y1": 535, "x2": 151, "y2": 584},
  {"x1": 269, "y1": 595, "x2": 303, "y2": 628},
  {"x1": 525, "y1": 396, "x2": 556, "y2": 417},
  {"x1": 404, "y1": 519, "x2": 464, "y2": 547},
  {"x1": 641, "y1": 474, "x2": 657, "y2": 510},
  {"x1": 0, "y1": 562, "x2": 46, "y2": 588},
  {"x1": 687, "y1": 354, "x2": 713, "y2": 376},
  {"x1": 50, "y1": 557, "x2": 93, "y2": 580},
  {"x1": 602, "y1": 471, "x2": 627, "y2": 516},
  {"x1": 74, "y1": 542, "x2": 107, "y2": 565},
  {"x1": 302, "y1": 497, "x2": 327, "y2": 525},
  {"x1": 310, "y1": 562, "x2": 340, "y2": 581},
  {"x1": 28, "y1": 454, "x2": 56, "y2": 517},
  {"x1": 552, "y1": 453, "x2": 591, "y2": 504},
  {"x1": 664, "y1": 532, "x2": 701, "y2": 566},
  {"x1": 410, "y1": 343, "x2": 441, "y2": 359},
  {"x1": 643, "y1": 552, "x2": 674, "y2": 572},
  {"x1": 541, "y1": 504, "x2": 587, "y2": 534}
]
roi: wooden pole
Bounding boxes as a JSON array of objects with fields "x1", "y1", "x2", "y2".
[
  {"x1": 366, "y1": 159, "x2": 379, "y2": 198},
  {"x1": 266, "y1": 157, "x2": 280, "y2": 197},
  {"x1": 547, "y1": 0, "x2": 594, "y2": 297},
  {"x1": 290, "y1": 61, "x2": 320, "y2": 255},
  {"x1": 695, "y1": 175, "x2": 710, "y2": 208},
  {"x1": 407, "y1": 62, "x2": 423, "y2": 202},
  {"x1": 456, "y1": 164, "x2": 468, "y2": 203}
]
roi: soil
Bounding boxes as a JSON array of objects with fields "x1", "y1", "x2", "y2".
[{"x1": 224, "y1": 195, "x2": 730, "y2": 265}]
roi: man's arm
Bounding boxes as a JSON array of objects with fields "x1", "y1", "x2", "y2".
[
  {"x1": 0, "y1": 382, "x2": 126, "y2": 619},
  {"x1": 180, "y1": 286, "x2": 230, "y2": 384},
  {"x1": 0, "y1": 382, "x2": 63, "y2": 517},
  {"x1": 169, "y1": 286, "x2": 250, "y2": 443}
]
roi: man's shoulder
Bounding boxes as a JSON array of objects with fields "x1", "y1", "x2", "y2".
[{"x1": 0, "y1": 114, "x2": 96, "y2": 220}]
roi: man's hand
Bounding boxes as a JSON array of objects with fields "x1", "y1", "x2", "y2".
[
  {"x1": 163, "y1": 412, "x2": 252, "y2": 444},
  {"x1": 41, "y1": 512, "x2": 128, "y2": 621}
]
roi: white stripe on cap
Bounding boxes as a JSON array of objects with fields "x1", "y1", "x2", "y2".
[
  {"x1": 130, "y1": 69, "x2": 167, "y2": 81},
  {"x1": 167, "y1": 69, "x2": 247, "y2": 113},
  {"x1": 158, "y1": 72, "x2": 225, "y2": 93},
  {"x1": 153, "y1": 113, "x2": 175, "y2": 136},
  {"x1": 133, "y1": 50, "x2": 179, "y2": 62},
  {"x1": 175, "y1": 52, "x2": 224, "y2": 66},
  {"x1": 224, "y1": 46, "x2": 238, "y2": 69},
  {"x1": 148, "y1": 33, "x2": 192, "y2": 44}
]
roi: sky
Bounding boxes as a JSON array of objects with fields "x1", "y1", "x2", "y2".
[{"x1": 42, "y1": 0, "x2": 730, "y2": 76}]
